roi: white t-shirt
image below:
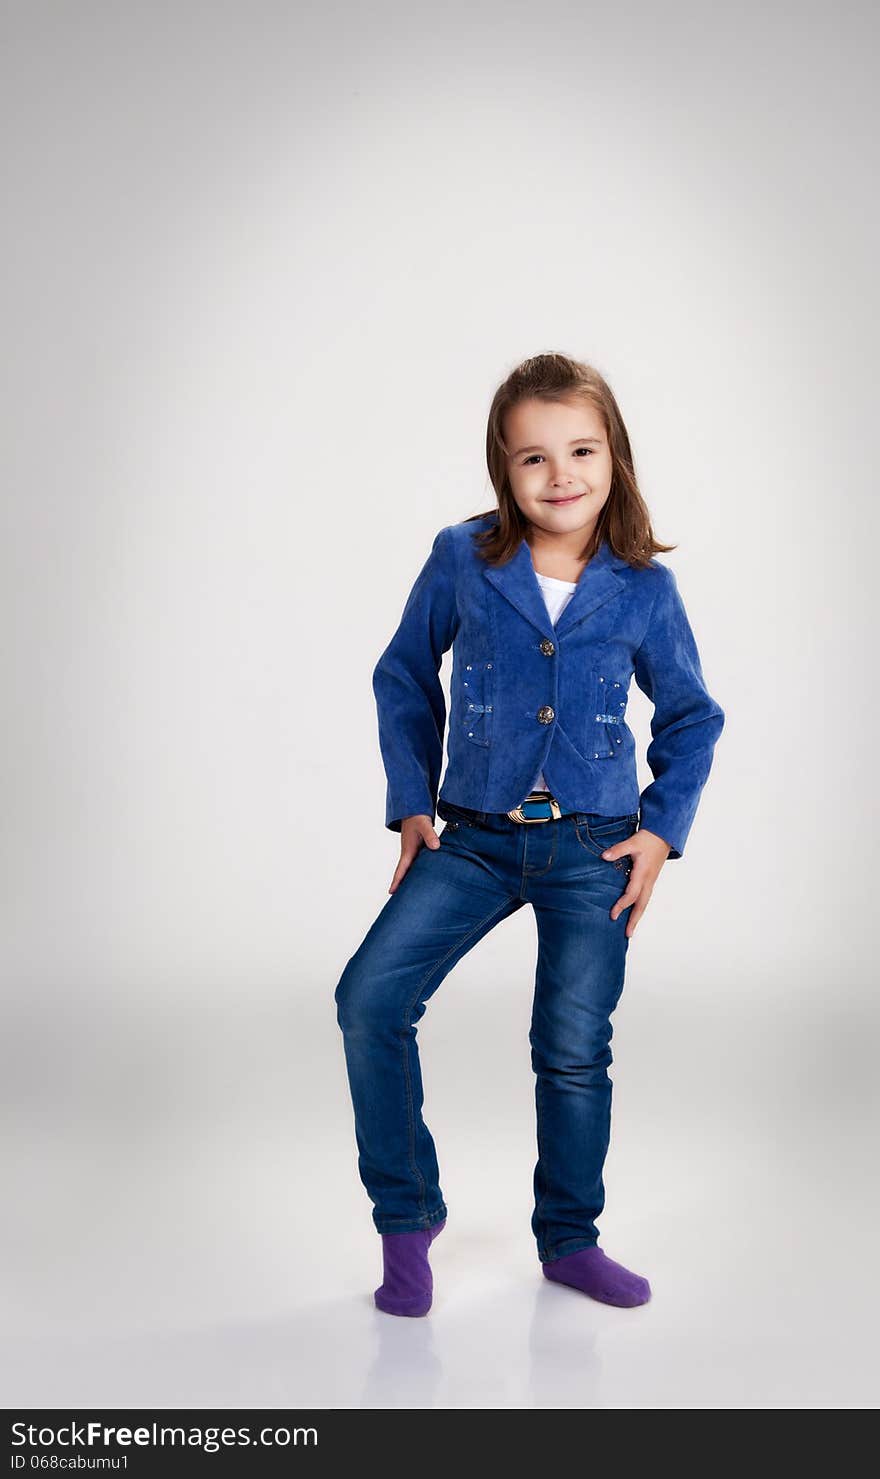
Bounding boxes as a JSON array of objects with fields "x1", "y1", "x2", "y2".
[{"x1": 527, "y1": 572, "x2": 578, "y2": 794}]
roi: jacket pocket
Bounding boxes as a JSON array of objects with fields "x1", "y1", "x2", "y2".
[
  {"x1": 588, "y1": 670, "x2": 631, "y2": 759},
  {"x1": 462, "y1": 659, "x2": 494, "y2": 747}
]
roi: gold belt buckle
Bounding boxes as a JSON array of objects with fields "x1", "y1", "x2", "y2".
[{"x1": 507, "y1": 793, "x2": 562, "y2": 824}]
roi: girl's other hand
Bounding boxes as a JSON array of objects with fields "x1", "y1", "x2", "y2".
[
  {"x1": 601, "y1": 827, "x2": 672, "y2": 938},
  {"x1": 388, "y1": 815, "x2": 441, "y2": 893}
]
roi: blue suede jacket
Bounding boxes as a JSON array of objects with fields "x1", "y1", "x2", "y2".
[{"x1": 372, "y1": 513, "x2": 724, "y2": 859}]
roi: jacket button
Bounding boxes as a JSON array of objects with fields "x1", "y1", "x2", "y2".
[
  {"x1": 537, "y1": 705, "x2": 555, "y2": 723},
  {"x1": 539, "y1": 638, "x2": 555, "y2": 656}
]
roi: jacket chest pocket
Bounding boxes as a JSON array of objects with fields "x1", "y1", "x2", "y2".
[
  {"x1": 462, "y1": 660, "x2": 494, "y2": 747},
  {"x1": 588, "y1": 670, "x2": 630, "y2": 759}
]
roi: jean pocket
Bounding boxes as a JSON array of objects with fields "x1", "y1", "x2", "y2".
[{"x1": 573, "y1": 813, "x2": 639, "y2": 872}]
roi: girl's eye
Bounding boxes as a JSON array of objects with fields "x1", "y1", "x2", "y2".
[{"x1": 523, "y1": 448, "x2": 593, "y2": 465}]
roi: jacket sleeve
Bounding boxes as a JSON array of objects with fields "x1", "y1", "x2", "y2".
[
  {"x1": 372, "y1": 526, "x2": 460, "y2": 831},
  {"x1": 632, "y1": 564, "x2": 724, "y2": 860}
]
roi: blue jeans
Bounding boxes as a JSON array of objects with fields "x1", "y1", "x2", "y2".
[{"x1": 333, "y1": 803, "x2": 638, "y2": 1263}]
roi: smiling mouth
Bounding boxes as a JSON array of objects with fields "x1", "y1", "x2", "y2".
[{"x1": 545, "y1": 493, "x2": 585, "y2": 505}]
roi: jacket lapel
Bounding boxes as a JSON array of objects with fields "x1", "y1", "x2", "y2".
[
  {"x1": 482, "y1": 536, "x2": 551, "y2": 636},
  {"x1": 483, "y1": 533, "x2": 628, "y2": 638}
]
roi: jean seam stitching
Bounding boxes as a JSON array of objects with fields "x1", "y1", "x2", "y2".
[
  {"x1": 399, "y1": 1033, "x2": 428, "y2": 1223},
  {"x1": 533, "y1": 1071, "x2": 552, "y2": 1258},
  {"x1": 400, "y1": 896, "x2": 516, "y2": 1225},
  {"x1": 378, "y1": 1209, "x2": 446, "y2": 1231},
  {"x1": 521, "y1": 826, "x2": 557, "y2": 881}
]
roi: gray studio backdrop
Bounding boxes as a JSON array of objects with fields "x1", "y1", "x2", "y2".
[{"x1": 2, "y1": 0, "x2": 876, "y2": 1409}]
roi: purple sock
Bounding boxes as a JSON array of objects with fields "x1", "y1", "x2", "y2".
[
  {"x1": 374, "y1": 1218, "x2": 447, "y2": 1317},
  {"x1": 542, "y1": 1245, "x2": 651, "y2": 1308}
]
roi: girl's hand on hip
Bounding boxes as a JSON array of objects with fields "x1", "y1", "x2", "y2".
[
  {"x1": 602, "y1": 827, "x2": 672, "y2": 937},
  {"x1": 389, "y1": 815, "x2": 441, "y2": 893}
]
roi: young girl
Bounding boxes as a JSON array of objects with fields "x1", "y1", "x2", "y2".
[{"x1": 334, "y1": 352, "x2": 725, "y2": 1317}]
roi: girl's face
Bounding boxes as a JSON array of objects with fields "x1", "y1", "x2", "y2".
[{"x1": 504, "y1": 395, "x2": 613, "y2": 541}]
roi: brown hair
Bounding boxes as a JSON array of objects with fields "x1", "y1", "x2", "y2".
[{"x1": 465, "y1": 351, "x2": 676, "y2": 569}]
